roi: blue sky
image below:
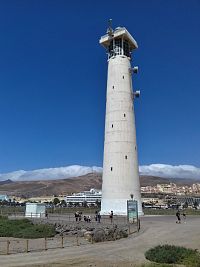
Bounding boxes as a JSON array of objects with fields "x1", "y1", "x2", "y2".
[{"x1": 0, "y1": 0, "x2": 200, "y2": 173}]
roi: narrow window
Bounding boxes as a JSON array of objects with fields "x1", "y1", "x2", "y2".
[
  {"x1": 123, "y1": 75, "x2": 124, "y2": 79},
  {"x1": 112, "y1": 124, "x2": 113, "y2": 128},
  {"x1": 125, "y1": 155, "x2": 128, "y2": 159},
  {"x1": 112, "y1": 85, "x2": 114, "y2": 89},
  {"x1": 135, "y1": 146, "x2": 137, "y2": 150},
  {"x1": 124, "y1": 113, "x2": 126, "y2": 117},
  {"x1": 111, "y1": 167, "x2": 113, "y2": 171}
]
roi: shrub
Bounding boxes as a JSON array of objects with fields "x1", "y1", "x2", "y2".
[
  {"x1": 145, "y1": 244, "x2": 200, "y2": 266},
  {"x1": 0, "y1": 217, "x2": 55, "y2": 239},
  {"x1": 0, "y1": 215, "x2": 7, "y2": 220}
]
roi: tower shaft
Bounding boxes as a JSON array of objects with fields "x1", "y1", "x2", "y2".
[{"x1": 100, "y1": 27, "x2": 143, "y2": 215}]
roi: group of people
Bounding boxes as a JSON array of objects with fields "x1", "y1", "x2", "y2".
[
  {"x1": 176, "y1": 210, "x2": 186, "y2": 224},
  {"x1": 74, "y1": 211, "x2": 98, "y2": 223},
  {"x1": 83, "y1": 215, "x2": 91, "y2": 222},
  {"x1": 74, "y1": 210, "x2": 114, "y2": 223}
]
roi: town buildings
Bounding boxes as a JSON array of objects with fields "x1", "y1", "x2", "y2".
[
  {"x1": 141, "y1": 183, "x2": 200, "y2": 195},
  {"x1": 3, "y1": 182, "x2": 200, "y2": 208}
]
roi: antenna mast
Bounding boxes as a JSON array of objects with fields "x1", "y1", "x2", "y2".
[{"x1": 106, "y1": 19, "x2": 113, "y2": 37}]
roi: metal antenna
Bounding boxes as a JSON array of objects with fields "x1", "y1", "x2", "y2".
[{"x1": 107, "y1": 18, "x2": 113, "y2": 37}]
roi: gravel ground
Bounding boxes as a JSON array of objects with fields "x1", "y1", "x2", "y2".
[{"x1": 0, "y1": 215, "x2": 200, "y2": 267}]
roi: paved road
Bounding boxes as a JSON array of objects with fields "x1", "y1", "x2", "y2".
[{"x1": 0, "y1": 215, "x2": 200, "y2": 267}]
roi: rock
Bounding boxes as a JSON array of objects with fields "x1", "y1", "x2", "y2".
[
  {"x1": 114, "y1": 228, "x2": 128, "y2": 239},
  {"x1": 55, "y1": 227, "x2": 63, "y2": 234},
  {"x1": 86, "y1": 227, "x2": 95, "y2": 231},
  {"x1": 119, "y1": 229, "x2": 128, "y2": 238},
  {"x1": 106, "y1": 228, "x2": 115, "y2": 241},
  {"x1": 72, "y1": 230, "x2": 78, "y2": 235},
  {"x1": 31, "y1": 217, "x2": 130, "y2": 242},
  {"x1": 93, "y1": 229, "x2": 105, "y2": 243},
  {"x1": 77, "y1": 229, "x2": 87, "y2": 237},
  {"x1": 84, "y1": 231, "x2": 93, "y2": 241}
]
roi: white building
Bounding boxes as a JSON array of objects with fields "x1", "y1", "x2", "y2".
[
  {"x1": 65, "y1": 189, "x2": 101, "y2": 206},
  {"x1": 100, "y1": 23, "x2": 143, "y2": 215},
  {"x1": 25, "y1": 203, "x2": 46, "y2": 218}
]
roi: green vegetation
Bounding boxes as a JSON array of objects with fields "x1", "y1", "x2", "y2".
[
  {"x1": 145, "y1": 245, "x2": 200, "y2": 267},
  {"x1": 0, "y1": 216, "x2": 55, "y2": 239},
  {"x1": 144, "y1": 208, "x2": 200, "y2": 216},
  {"x1": 53, "y1": 197, "x2": 60, "y2": 206},
  {"x1": 0, "y1": 206, "x2": 25, "y2": 215}
]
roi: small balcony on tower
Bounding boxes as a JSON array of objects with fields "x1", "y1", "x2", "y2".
[{"x1": 99, "y1": 27, "x2": 138, "y2": 59}]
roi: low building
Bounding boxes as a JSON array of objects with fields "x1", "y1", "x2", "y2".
[
  {"x1": 65, "y1": 188, "x2": 102, "y2": 206},
  {"x1": 25, "y1": 203, "x2": 46, "y2": 218}
]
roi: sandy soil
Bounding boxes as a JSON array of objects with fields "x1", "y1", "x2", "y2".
[{"x1": 0, "y1": 215, "x2": 199, "y2": 267}]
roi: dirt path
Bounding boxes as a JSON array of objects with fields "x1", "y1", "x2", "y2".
[{"x1": 0, "y1": 215, "x2": 200, "y2": 267}]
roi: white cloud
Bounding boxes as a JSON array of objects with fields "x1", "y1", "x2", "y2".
[
  {"x1": 139, "y1": 164, "x2": 200, "y2": 180},
  {"x1": 0, "y1": 165, "x2": 102, "y2": 182},
  {"x1": 0, "y1": 164, "x2": 200, "y2": 182}
]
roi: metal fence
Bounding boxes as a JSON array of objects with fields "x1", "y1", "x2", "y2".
[
  {"x1": 0, "y1": 213, "x2": 140, "y2": 255},
  {"x1": 3, "y1": 212, "x2": 133, "y2": 224},
  {"x1": 0, "y1": 223, "x2": 139, "y2": 255},
  {"x1": 0, "y1": 235, "x2": 89, "y2": 255},
  {"x1": 1, "y1": 212, "x2": 140, "y2": 234}
]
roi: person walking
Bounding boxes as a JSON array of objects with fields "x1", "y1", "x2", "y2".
[
  {"x1": 97, "y1": 212, "x2": 101, "y2": 223},
  {"x1": 176, "y1": 210, "x2": 181, "y2": 224},
  {"x1": 95, "y1": 210, "x2": 98, "y2": 222},
  {"x1": 110, "y1": 210, "x2": 113, "y2": 224},
  {"x1": 78, "y1": 212, "x2": 82, "y2": 221},
  {"x1": 75, "y1": 211, "x2": 79, "y2": 222}
]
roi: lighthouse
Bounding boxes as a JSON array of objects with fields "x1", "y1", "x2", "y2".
[{"x1": 100, "y1": 23, "x2": 143, "y2": 216}]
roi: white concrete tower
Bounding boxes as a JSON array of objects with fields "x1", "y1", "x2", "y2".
[{"x1": 100, "y1": 24, "x2": 143, "y2": 216}]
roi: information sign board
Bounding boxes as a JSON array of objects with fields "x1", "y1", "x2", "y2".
[{"x1": 127, "y1": 200, "x2": 138, "y2": 223}]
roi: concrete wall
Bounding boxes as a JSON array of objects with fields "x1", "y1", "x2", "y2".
[{"x1": 101, "y1": 55, "x2": 143, "y2": 215}]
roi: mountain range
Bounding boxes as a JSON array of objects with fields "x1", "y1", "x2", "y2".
[
  {"x1": 0, "y1": 164, "x2": 199, "y2": 197},
  {"x1": 0, "y1": 173, "x2": 199, "y2": 198}
]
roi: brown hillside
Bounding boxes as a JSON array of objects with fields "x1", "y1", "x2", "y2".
[
  {"x1": 0, "y1": 173, "x2": 102, "y2": 197},
  {"x1": 0, "y1": 173, "x2": 198, "y2": 197}
]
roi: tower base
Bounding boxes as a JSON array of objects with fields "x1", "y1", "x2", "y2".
[{"x1": 100, "y1": 198, "x2": 144, "y2": 216}]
